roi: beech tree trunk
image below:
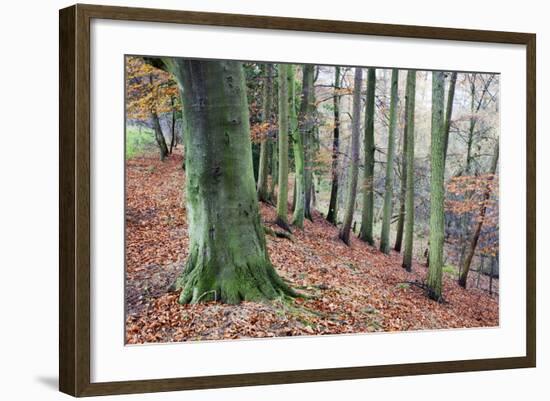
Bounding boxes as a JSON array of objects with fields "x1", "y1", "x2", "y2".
[
  {"x1": 162, "y1": 59, "x2": 295, "y2": 304},
  {"x1": 426, "y1": 71, "x2": 446, "y2": 301},
  {"x1": 276, "y1": 64, "x2": 291, "y2": 231},
  {"x1": 380, "y1": 69, "x2": 399, "y2": 254},
  {"x1": 257, "y1": 64, "x2": 273, "y2": 202},
  {"x1": 290, "y1": 65, "x2": 306, "y2": 228},
  {"x1": 458, "y1": 142, "x2": 499, "y2": 288},
  {"x1": 339, "y1": 68, "x2": 362, "y2": 245},
  {"x1": 326, "y1": 66, "x2": 341, "y2": 225},
  {"x1": 402, "y1": 70, "x2": 417, "y2": 271},
  {"x1": 304, "y1": 65, "x2": 317, "y2": 222},
  {"x1": 394, "y1": 90, "x2": 408, "y2": 252},
  {"x1": 359, "y1": 68, "x2": 376, "y2": 245}
]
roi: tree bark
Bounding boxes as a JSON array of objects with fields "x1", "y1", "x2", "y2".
[
  {"x1": 359, "y1": 68, "x2": 376, "y2": 245},
  {"x1": 291, "y1": 65, "x2": 306, "y2": 228},
  {"x1": 150, "y1": 110, "x2": 169, "y2": 161},
  {"x1": 169, "y1": 96, "x2": 176, "y2": 154},
  {"x1": 380, "y1": 69, "x2": 399, "y2": 254},
  {"x1": 257, "y1": 64, "x2": 273, "y2": 202},
  {"x1": 339, "y1": 68, "x2": 362, "y2": 245},
  {"x1": 326, "y1": 66, "x2": 341, "y2": 225},
  {"x1": 402, "y1": 71, "x2": 417, "y2": 271},
  {"x1": 443, "y1": 72, "x2": 457, "y2": 167},
  {"x1": 276, "y1": 64, "x2": 291, "y2": 231},
  {"x1": 162, "y1": 59, "x2": 295, "y2": 304},
  {"x1": 304, "y1": 66, "x2": 317, "y2": 222},
  {"x1": 426, "y1": 71, "x2": 446, "y2": 301},
  {"x1": 458, "y1": 142, "x2": 499, "y2": 288},
  {"x1": 394, "y1": 83, "x2": 409, "y2": 252}
]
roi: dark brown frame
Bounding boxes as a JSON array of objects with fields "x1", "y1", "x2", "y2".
[{"x1": 59, "y1": 3, "x2": 536, "y2": 397}]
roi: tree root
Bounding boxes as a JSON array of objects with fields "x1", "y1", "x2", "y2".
[
  {"x1": 398, "y1": 280, "x2": 447, "y2": 304},
  {"x1": 263, "y1": 225, "x2": 294, "y2": 241}
]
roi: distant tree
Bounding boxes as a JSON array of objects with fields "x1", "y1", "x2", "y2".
[
  {"x1": 380, "y1": 69, "x2": 399, "y2": 254},
  {"x1": 126, "y1": 56, "x2": 180, "y2": 161},
  {"x1": 339, "y1": 67, "x2": 362, "y2": 245},
  {"x1": 326, "y1": 66, "x2": 341, "y2": 225},
  {"x1": 457, "y1": 142, "x2": 499, "y2": 288},
  {"x1": 426, "y1": 71, "x2": 446, "y2": 301},
  {"x1": 402, "y1": 70, "x2": 417, "y2": 271},
  {"x1": 359, "y1": 68, "x2": 376, "y2": 245},
  {"x1": 443, "y1": 72, "x2": 457, "y2": 167}
]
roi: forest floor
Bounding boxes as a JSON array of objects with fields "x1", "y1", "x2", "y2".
[{"x1": 125, "y1": 150, "x2": 499, "y2": 344}]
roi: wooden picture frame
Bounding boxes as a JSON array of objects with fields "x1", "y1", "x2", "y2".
[{"x1": 59, "y1": 3, "x2": 536, "y2": 397}]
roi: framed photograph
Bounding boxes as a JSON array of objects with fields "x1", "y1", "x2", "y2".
[{"x1": 59, "y1": 3, "x2": 536, "y2": 397}]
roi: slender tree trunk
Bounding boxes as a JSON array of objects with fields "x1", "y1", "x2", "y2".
[
  {"x1": 359, "y1": 68, "x2": 376, "y2": 245},
  {"x1": 148, "y1": 74, "x2": 169, "y2": 161},
  {"x1": 380, "y1": 69, "x2": 399, "y2": 254},
  {"x1": 394, "y1": 91, "x2": 409, "y2": 252},
  {"x1": 150, "y1": 110, "x2": 169, "y2": 161},
  {"x1": 291, "y1": 65, "x2": 307, "y2": 227},
  {"x1": 458, "y1": 142, "x2": 499, "y2": 288},
  {"x1": 304, "y1": 66, "x2": 317, "y2": 221},
  {"x1": 426, "y1": 71, "x2": 446, "y2": 301},
  {"x1": 443, "y1": 72, "x2": 457, "y2": 167},
  {"x1": 339, "y1": 68, "x2": 362, "y2": 245},
  {"x1": 257, "y1": 64, "x2": 273, "y2": 202},
  {"x1": 162, "y1": 59, "x2": 295, "y2": 304},
  {"x1": 402, "y1": 71, "x2": 417, "y2": 271},
  {"x1": 276, "y1": 64, "x2": 291, "y2": 231},
  {"x1": 326, "y1": 66, "x2": 341, "y2": 225},
  {"x1": 169, "y1": 96, "x2": 176, "y2": 154}
]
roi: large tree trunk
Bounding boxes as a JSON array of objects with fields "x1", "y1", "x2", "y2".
[
  {"x1": 359, "y1": 68, "x2": 376, "y2": 245},
  {"x1": 257, "y1": 64, "x2": 273, "y2": 203},
  {"x1": 458, "y1": 142, "x2": 499, "y2": 288},
  {"x1": 164, "y1": 59, "x2": 295, "y2": 304},
  {"x1": 339, "y1": 68, "x2": 362, "y2": 245},
  {"x1": 276, "y1": 64, "x2": 291, "y2": 231},
  {"x1": 380, "y1": 69, "x2": 399, "y2": 254},
  {"x1": 426, "y1": 71, "x2": 446, "y2": 301},
  {"x1": 402, "y1": 71, "x2": 417, "y2": 271},
  {"x1": 290, "y1": 65, "x2": 306, "y2": 227},
  {"x1": 326, "y1": 66, "x2": 341, "y2": 225}
]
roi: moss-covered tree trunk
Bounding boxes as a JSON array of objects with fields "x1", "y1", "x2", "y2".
[
  {"x1": 276, "y1": 64, "x2": 291, "y2": 231},
  {"x1": 426, "y1": 71, "x2": 446, "y2": 301},
  {"x1": 394, "y1": 93, "x2": 409, "y2": 253},
  {"x1": 359, "y1": 68, "x2": 376, "y2": 245},
  {"x1": 290, "y1": 65, "x2": 306, "y2": 228},
  {"x1": 402, "y1": 71, "x2": 417, "y2": 271},
  {"x1": 339, "y1": 68, "x2": 362, "y2": 245},
  {"x1": 380, "y1": 69, "x2": 399, "y2": 254},
  {"x1": 458, "y1": 142, "x2": 499, "y2": 288},
  {"x1": 162, "y1": 59, "x2": 295, "y2": 304},
  {"x1": 257, "y1": 64, "x2": 273, "y2": 202},
  {"x1": 326, "y1": 66, "x2": 341, "y2": 225}
]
